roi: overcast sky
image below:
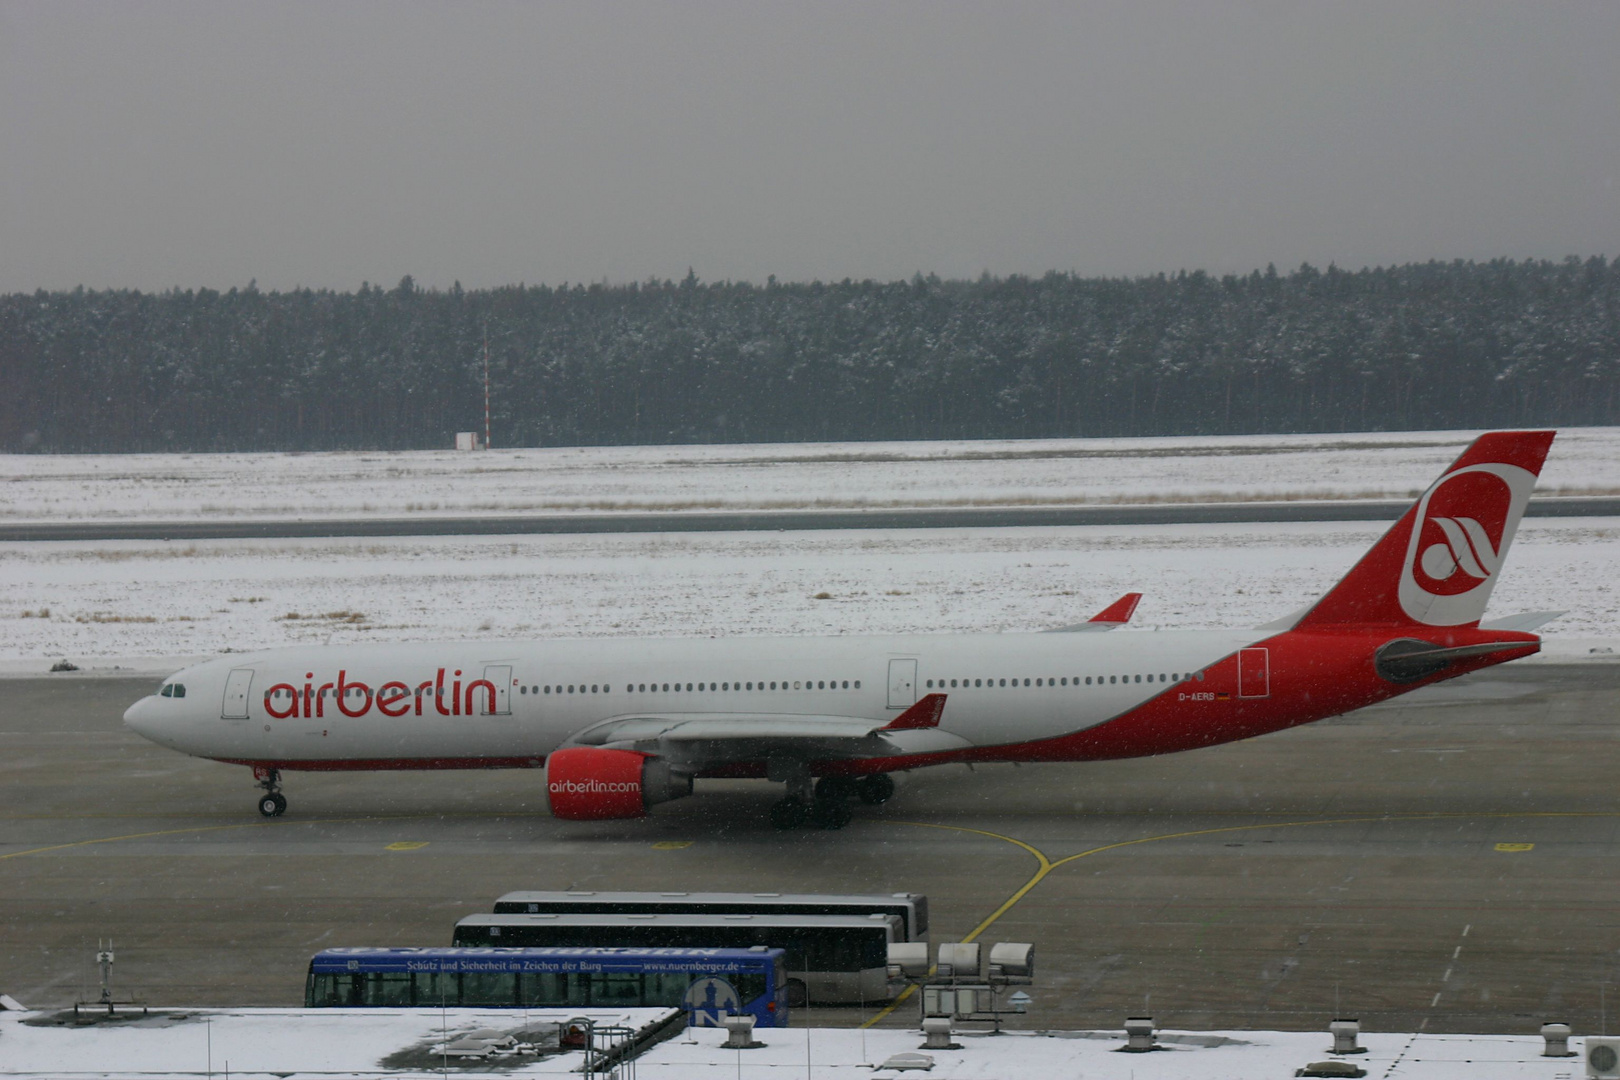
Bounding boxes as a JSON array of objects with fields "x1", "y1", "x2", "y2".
[{"x1": 2, "y1": 2, "x2": 1617, "y2": 293}]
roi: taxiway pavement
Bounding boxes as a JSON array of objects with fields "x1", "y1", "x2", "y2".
[{"x1": 2, "y1": 663, "x2": 1617, "y2": 1035}]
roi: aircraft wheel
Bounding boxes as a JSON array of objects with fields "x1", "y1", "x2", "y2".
[
  {"x1": 810, "y1": 800, "x2": 853, "y2": 830},
  {"x1": 258, "y1": 793, "x2": 287, "y2": 818},
  {"x1": 814, "y1": 776, "x2": 858, "y2": 803},
  {"x1": 770, "y1": 798, "x2": 810, "y2": 830},
  {"x1": 856, "y1": 773, "x2": 895, "y2": 805},
  {"x1": 785, "y1": 979, "x2": 808, "y2": 1007}
]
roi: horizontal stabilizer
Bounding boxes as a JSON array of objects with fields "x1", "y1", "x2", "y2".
[
  {"x1": 1479, "y1": 611, "x2": 1564, "y2": 632},
  {"x1": 1374, "y1": 638, "x2": 1540, "y2": 683},
  {"x1": 883, "y1": 693, "x2": 947, "y2": 731},
  {"x1": 1045, "y1": 592, "x2": 1143, "y2": 633}
]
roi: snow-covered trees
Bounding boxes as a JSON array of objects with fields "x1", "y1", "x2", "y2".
[{"x1": 2, "y1": 257, "x2": 1615, "y2": 452}]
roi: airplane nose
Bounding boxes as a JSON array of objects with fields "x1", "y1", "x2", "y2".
[{"x1": 123, "y1": 696, "x2": 161, "y2": 740}]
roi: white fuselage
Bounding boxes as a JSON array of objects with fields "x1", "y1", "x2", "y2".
[{"x1": 123, "y1": 629, "x2": 1259, "y2": 767}]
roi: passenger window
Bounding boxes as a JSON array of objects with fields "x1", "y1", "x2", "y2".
[
  {"x1": 854, "y1": 681, "x2": 860, "y2": 688},
  {"x1": 842, "y1": 681, "x2": 849, "y2": 689}
]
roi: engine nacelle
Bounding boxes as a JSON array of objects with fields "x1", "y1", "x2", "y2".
[{"x1": 545, "y1": 747, "x2": 692, "y2": 820}]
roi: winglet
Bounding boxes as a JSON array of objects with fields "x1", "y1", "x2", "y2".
[
  {"x1": 883, "y1": 693, "x2": 946, "y2": 731},
  {"x1": 1042, "y1": 592, "x2": 1145, "y2": 633},
  {"x1": 1089, "y1": 592, "x2": 1143, "y2": 626}
]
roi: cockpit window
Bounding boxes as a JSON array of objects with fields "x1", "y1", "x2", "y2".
[
  {"x1": 159, "y1": 683, "x2": 186, "y2": 699},
  {"x1": 174, "y1": 684, "x2": 185, "y2": 698}
]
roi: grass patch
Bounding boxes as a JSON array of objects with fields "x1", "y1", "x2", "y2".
[{"x1": 279, "y1": 610, "x2": 368, "y2": 623}]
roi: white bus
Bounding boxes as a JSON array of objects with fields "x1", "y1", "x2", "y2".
[
  {"x1": 491, "y1": 891, "x2": 928, "y2": 943},
  {"x1": 452, "y1": 911, "x2": 902, "y2": 1006}
]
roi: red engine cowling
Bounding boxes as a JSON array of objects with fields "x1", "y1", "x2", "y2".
[{"x1": 545, "y1": 747, "x2": 692, "y2": 820}]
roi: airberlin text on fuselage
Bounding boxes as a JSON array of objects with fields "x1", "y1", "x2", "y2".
[{"x1": 263, "y1": 669, "x2": 497, "y2": 720}]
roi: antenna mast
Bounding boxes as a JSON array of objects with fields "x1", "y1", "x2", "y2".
[{"x1": 482, "y1": 327, "x2": 491, "y2": 451}]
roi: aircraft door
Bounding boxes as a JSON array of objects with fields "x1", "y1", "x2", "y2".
[
  {"x1": 221, "y1": 668, "x2": 254, "y2": 719},
  {"x1": 1238, "y1": 648, "x2": 1270, "y2": 698},
  {"x1": 480, "y1": 665, "x2": 512, "y2": 716},
  {"x1": 887, "y1": 658, "x2": 918, "y2": 709}
]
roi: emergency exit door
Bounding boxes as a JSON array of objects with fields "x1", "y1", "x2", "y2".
[
  {"x1": 1238, "y1": 648, "x2": 1270, "y2": 698},
  {"x1": 887, "y1": 659, "x2": 918, "y2": 709},
  {"x1": 221, "y1": 668, "x2": 254, "y2": 719},
  {"x1": 480, "y1": 665, "x2": 512, "y2": 715}
]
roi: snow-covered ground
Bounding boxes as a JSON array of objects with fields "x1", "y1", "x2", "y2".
[
  {"x1": 3, "y1": 518, "x2": 1616, "y2": 672},
  {"x1": 4, "y1": 427, "x2": 1618, "y2": 523},
  {"x1": 0, "y1": 1008, "x2": 1595, "y2": 1080},
  {"x1": 5, "y1": 428, "x2": 1616, "y2": 670}
]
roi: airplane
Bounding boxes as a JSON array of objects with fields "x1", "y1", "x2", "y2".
[{"x1": 124, "y1": 430, "x2": 1561, "y2": 830}]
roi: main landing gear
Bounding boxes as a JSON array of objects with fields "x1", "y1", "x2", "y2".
[
  {"x1": 254, "y1": 766, "x2": 287, "y2": 818},
  {"x1": 768, "y1": 771, "x2": 895, "y2": 831}
]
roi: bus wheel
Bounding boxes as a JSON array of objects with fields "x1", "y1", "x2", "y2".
[
  {"x1": 856, "y1": 773, "x2": 895, "y2": 805},
  {"x1": 770, "y1": 798, "x2": 810, "y2": 830},
  {"x1": 786, "y1": 978, "x2": 808, "y2": 1008},
  {"x1": 258, "y1": 792, "x2": 287, "y2": 818},
  {"x1": 811, "y1": 801, "x2": 852, "y2": 830}
]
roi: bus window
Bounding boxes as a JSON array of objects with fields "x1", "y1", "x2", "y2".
[
  {"x1": 591, "y1": 973, "x2": 643, "y2": 1005},
  {"x1": 307, "y1": 972, "x2": 352, "y2": 1007},
  {"x1": 730, "y1": 971, "x2": 767, "y2": 1004},
  {"x1": 413, "y1": 970, "x2": 456, "y2": 1006},
  {"x1": 462, "y1": 971, "x2": 517, "y2": 1006},
  {"x1": 522, "y1": 971, "x2": 585, "y2": 1007},
  {"x1": 364, "y1": 972, "x2": 412, "y2": 1007},
  {"x1": 642, "y1": 970, "x2": 691, "y2": 1005}
]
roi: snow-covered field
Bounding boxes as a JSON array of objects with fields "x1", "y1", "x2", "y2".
[
  {"x1": 4, "y1": 427, "x2": 1618, "y2": 523},
  {"x1": 0, "y1": 1008, "x2": 1595, "y2": 1080},
  {"x1": 4, "y1": 518, "x2": 1616, "y2": 671},
  {"x1": 4, "y1": 428, "x2": 1616, "y2": 670}
]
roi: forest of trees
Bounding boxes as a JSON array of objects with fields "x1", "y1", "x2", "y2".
[{"x1": 1, "y1": 257, "x2": 1616, "y2": 453}]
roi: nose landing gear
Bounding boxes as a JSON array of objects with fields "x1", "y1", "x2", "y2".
[{"x1": 253, "y1": 766, "x2": 286, "y2": 817}]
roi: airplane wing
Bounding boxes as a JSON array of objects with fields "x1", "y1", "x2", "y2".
[
  {"x1": 563, "y1": 693, "x2": 964, "y2": 765},
  {"x1": 1044, "y1": 592, "x2": 1143, "y2": 633}
]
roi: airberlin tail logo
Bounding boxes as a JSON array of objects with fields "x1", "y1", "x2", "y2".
[
  {"x1": 1419, "y1": 515, "x2": 1502, "y2": 585},
  {"x1": 1398, "y1": 462, "x2": 1534, "y2": 625}
]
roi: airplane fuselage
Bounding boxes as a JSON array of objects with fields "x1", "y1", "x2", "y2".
[{"x1": 122, "y1": 624, "x2": 1528, "y2": 777}]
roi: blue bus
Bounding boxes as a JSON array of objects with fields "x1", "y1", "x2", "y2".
[{"x1": 304, "y1": 946, "x2": 789, "y2": 1028}]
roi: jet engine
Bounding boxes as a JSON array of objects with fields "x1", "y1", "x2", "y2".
[{"x1": 545, "y1": 747, "x2": 692, "y2": 820}]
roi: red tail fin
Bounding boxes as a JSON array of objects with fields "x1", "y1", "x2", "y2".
[{"x1": 1295, "y1": 431, "x2": 1555, "y2": 629}]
